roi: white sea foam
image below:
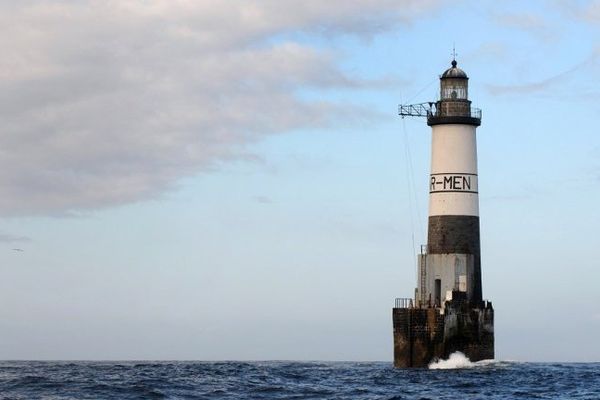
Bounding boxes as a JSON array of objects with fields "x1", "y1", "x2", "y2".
[{"x1": 428, "y1": 352, "x2": 496, "y2": 369}]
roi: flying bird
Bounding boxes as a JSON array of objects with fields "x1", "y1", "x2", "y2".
[{"x1": 12, "y1": 248, "x2": 24, "y2": 252}]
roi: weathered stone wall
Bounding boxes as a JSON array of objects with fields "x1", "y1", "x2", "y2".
[
  {"x1": 392, "y1": 299, "x2": 494, "y2": 368},
  {"x1": 392, "y1": 308, "x2": 444, "y2": 368},
  {"x1": 443, "y1": 301, "x2": 494, "y2": 362}
]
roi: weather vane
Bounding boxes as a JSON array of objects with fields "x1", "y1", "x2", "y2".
[{"x1": 452, "y1": 44, "x2": 457, "y2": 61}]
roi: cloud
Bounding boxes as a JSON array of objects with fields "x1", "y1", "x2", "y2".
[
  {"x1": 0, "y1": 233, "x2": 31, "y2": 243},
  {"x1": 492, "y1": 12, "x2": 555, "y2": 41},
  {"x1": 252, "y1": 195, "x2": 273, "y2": 204},
  {"x1": 464, "y1": 42, "x2": 509, "y2": 64},
  {"x1": 0, "y1": 0, "x2": 440, "y2": 216},
  {"x1": 485, "y1": 50, "x2": 600, "y2": 96},
  {"x1": 567, "y1": 0, "x2": 600, "y2": 23}
]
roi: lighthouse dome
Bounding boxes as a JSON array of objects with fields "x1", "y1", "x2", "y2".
[{"x1": 441, "y1": 60, "x2": 468, "y2": 79}]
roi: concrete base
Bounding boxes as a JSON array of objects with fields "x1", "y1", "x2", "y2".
[{"x1": 392, "y1": 299, "x2": 494, "y2": 368}]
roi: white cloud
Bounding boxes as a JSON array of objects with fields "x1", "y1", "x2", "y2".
[
  {"x1": 492, "y1": 12, "x2": 555, "y2": 42},
  {"x1": 0, "y1": 233, "x2": 31, "y2": 243},
  {"x1": 0, "y1": 0, "x2": 439, "y2": 216},
  {"x1": 568, "y1": 0, "x2": 600, "y2": 23},
  {"x1": 485, "y1": 49, "x2": 600, "y2": 96}
]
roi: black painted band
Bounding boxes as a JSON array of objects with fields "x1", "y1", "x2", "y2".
[
  {"x1": 427, "y1": 116, "x2": 481, "y2": 126},
  {"x1": 428, "y1": 215, "x2": 480, "y2": 254}
]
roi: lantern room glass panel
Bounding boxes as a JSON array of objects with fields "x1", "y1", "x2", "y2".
[{"x1": 441, "y1": 78, "x2": 468, "y2": 100}]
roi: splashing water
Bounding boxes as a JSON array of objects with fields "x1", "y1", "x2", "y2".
[{"x1": 428, "y1": 352, "x2": 481, "y2": 369}]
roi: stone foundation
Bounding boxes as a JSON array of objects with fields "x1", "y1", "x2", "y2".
[{"x1": 392, "y1": 299, "x2": 494, "y2": 368}]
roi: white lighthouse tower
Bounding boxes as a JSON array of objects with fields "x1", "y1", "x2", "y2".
[
  {"x1": 393, "y1": 59, "x2": 493, "y2": 368},
  {"x1": 422, "y1": 59, "x2": 483, "y2": 307}
]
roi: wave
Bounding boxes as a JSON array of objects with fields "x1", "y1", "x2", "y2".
[
  {"x1": 0, "y1": 361, "x2": 595, "y2": 399},
  {"x1": 428, "y1": 352, "x2": 497, "y2": 369}
]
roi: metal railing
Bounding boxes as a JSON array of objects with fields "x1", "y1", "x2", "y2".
[
  {"x1": 398, "y1": 102, "x2": 433, "y2": 118},
  {"x1": 430, "y1": 104, "x2": 481, "y2": 120},
  {"x1": 394, "y1": 298, "x2": 414, "y2": 308},
  {"x1": 398, "y1": 102, "x2": 481, "y2": 120}
]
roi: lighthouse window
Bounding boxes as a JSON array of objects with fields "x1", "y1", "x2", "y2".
[
  {"x1": 441, "y1": 79, "x2": 468, "y2": 100},
  {"x1": 442, "y1": 86, "x2": 467, "y2": 100}
]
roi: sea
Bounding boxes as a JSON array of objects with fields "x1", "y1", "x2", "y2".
[{"x1": 0, "y1": 353, "x2": 598, "y2": 399}]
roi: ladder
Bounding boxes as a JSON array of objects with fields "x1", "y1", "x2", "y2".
[{"x1": 419, "y1": 251, "x2": 427, "y2": 307}]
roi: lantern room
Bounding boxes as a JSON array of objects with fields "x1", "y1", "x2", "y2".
[
  {"x1": 440, "y1": 60, "x2": 469, "y2": 100},
  {"x1": 425, "y1": 59, "x2": 480, "y2": 126}
]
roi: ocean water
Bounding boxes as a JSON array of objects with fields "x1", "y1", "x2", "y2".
[{"x1": 0, "y1": 354, "x2": 598, "y2": 399}]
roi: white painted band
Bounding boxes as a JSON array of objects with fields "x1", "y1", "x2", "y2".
[
  {"x1": 428, "y1": 124, "x2": 480, "y2": 217},
  {"x1": 429, "y1": 192, "x2": 479, "y2": 216}
]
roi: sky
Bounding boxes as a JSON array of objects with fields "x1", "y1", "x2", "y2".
[{"x1": 0, "y1": 0, "x2": 598, "y2": 362}]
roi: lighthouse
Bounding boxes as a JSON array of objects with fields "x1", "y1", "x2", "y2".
[{"x1": 393, "y1": 59, "x2": 494, "y2": 367}]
